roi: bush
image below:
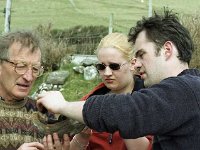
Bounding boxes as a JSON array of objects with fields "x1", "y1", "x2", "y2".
[
  {"x1": 181, "y1": 13, "x2": 200, "y2": 68},
  {"x1": 34, "y1": 24, "x2": 111, "y2": 71},
  {"x1": 50, "y1": 25, "x2": 110, "y2": 54},
  {"x1": 35, "y1": 24, "x2": 74, "y2": 71}
]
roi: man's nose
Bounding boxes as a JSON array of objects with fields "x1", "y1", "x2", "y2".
[
  {"x1": 22, "y1": 68, "x2": 34, "y2": 81},
  {"x1": 134, "y1": 59, "x2": 142, "y2": 70}
]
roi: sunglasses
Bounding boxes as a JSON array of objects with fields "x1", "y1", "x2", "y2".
[{"x1": 95, "y1": 62, "x2": 127, "y2": 71}]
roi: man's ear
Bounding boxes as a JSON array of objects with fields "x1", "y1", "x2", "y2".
[{"x1": 163, "y1": 41, "x2": 173, "y2": 60}]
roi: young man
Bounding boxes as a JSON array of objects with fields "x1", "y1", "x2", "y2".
[{"x1": 37, "y1": 9, "x2": 200, "y2": 149}]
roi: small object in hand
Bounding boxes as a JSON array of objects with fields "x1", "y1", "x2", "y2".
[
  {"x1": 41, "y1": 107, "x2": 48, "y2": 114},
  {"x1": 32, "y1": 112, "x2": 85, "y2": 137}
]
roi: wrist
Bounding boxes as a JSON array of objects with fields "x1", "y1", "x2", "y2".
[
  {"x1": 78, "y1": 126, "x2": 92, "y2": 138},
  {"x1": 72, "y1": 134, "x2": 89, "y2": 150},
  {"x1": 62, "y1": 101, "x2": 85, "y2": 123},
  {"x1": 59, "y1": 101, "x2": 69, "y2": 115}
]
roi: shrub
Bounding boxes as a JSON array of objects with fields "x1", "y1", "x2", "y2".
[
  {"x1": 35, "y1": 24, "x2": 74, "y2": 71},
  {"x1": 50, "y1": 25, "x2": 110, "y2": 54},
  {"x1": 181, "y1": 13, "x2": 200, "y2": 68},
  {"x1": 34, "y1": 24, "x2": 111, "y2": 71}
]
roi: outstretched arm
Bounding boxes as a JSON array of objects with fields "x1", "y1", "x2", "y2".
[{"x1": 37, "y1": 91, "x2": 85, "y2": 123}]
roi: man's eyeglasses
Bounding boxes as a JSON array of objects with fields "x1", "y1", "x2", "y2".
[
  {"x1": 1, "y1": 59, "x2": 44, "y2": 77},
  {"x1": 95, "y1": 62, "x2": 128, "y2": 71}
]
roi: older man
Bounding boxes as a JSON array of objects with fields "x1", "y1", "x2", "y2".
[{"x1": 0, "y1": 31, "x2": 72, "y2": 150}]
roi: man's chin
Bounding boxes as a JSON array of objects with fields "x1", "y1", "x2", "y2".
[
  {"x1": 144, "y1": 80, "x2": 151, "y2": 87},
  {"x1": 14, "y1": 92, "x2": 29, "y2": 100}
]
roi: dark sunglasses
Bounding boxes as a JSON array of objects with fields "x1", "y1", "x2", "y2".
[{"x1": 95, "y1": 62, "x2": 127, "y2": 71}]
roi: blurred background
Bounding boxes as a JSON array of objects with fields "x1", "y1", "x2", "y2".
[
  {"x1": 1, "y1": 0, "x2": 200, "y2": 33},
  {"x1": 1, "y1": 0, "x2": 200, "y2": 100}
]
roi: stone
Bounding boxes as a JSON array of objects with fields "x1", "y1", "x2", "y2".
[
  {"x1": 84, "y1": 65, "x2": 98, "y2": 80},
  {"x1": 46, "y1": 70, "x2": 69, "y2": 85}
]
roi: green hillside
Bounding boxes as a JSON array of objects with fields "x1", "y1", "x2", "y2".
[
  {"x1": 0, "y1": 0, "x2": 200, "y2": 34},
  {"x1": 1, "y1": 0, "x2": 200, "y2": 100}
]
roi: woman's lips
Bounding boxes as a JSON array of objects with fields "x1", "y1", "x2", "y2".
[{"x1": 105, "y1": 79, "x2": 114, "y2": 83}]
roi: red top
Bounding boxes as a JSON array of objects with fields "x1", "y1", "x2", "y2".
[{"x1": 81, "y1": 83, "x2": 153, "y2": 150}]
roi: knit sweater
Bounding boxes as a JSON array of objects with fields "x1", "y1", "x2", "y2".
[
  {"x1": 83, "y1": 69, "x2": 200, "y2": 150},
  {"x1": 0, "y1": 97, "x2": 84, "y2": 150}
]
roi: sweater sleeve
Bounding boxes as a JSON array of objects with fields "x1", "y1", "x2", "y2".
[{"x1": 82, "y1": 76, "x2": 199, "y2": 138}]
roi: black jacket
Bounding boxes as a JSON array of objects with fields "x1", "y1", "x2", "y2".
[{"x1": 83, "y1": 69, "x2": 200, "y2": 150}]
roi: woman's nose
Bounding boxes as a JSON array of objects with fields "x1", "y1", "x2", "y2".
[{"x1": 103, "y1": 66, "x2": 112, "y2": 76}]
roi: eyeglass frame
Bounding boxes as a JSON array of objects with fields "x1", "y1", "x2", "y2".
[
  {"x1": 0, "y1": 58, "x2": 44, "y2": 77},
  {"x1": 95, "y1": 62, "x2": 128, "y2": 71}
]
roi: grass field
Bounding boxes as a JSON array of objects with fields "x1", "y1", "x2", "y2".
[
  {"x1": 1, "y1": 0, "x2": 200, "y2": 34},
  {"x1": 1, "y1": 0, "x2": 200, "y2": 100}
]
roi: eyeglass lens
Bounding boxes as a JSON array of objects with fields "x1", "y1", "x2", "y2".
[
  {"x1": 2, "y1": 59, "x2": 43, "y2": 77},
  {"x1": 15, "y1": 63, "x2": 42, "y2": 76},
  {"x1": 95, "y1": 63, "x2": 121, "y2": 71}
]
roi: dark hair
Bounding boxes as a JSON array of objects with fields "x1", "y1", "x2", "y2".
[
  {"x1": 128, "y1": 8, "x2": 194, "y2": 64},
  {"x1": 0, "y1": 30, "x2": 41, "y2": 60}
]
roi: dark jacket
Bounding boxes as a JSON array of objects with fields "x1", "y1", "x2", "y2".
[
  {"x1": 83, "y1": 69, "x2": 200, "y2": 150},
  {"x1": 81, "y1": 76, "x2": 153, "y2": 150}
]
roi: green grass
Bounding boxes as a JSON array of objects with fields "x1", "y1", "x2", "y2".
[
  {"x1": 1, "y1": 0, "x2": 200, "y2": 100},
  {"x1": 1, "y1": 0, "x2": 200, "y2": 34},
  {"x1": 60, "y1": 63, "x2": 101, "y2": 101},
  {"x1": 30, "y1": 63, "x2": 101, "y2": 101}
]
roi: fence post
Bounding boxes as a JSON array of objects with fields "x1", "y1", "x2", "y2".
[
  {"x1": 4, "y1": 0, "x2": 12, "y2": 33},
  {"x1": 148, "y1": 0, "x2": 152, "y2": 17},
  {"x1": 109, "y1": 13, "x2": 113, "y2": 34}
]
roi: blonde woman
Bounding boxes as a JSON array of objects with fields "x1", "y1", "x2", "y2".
[{"x1": 70, "y1": 32, "x2": 152, "y2": 150}]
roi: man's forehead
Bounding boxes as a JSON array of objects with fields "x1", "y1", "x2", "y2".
[
  {"x1": 9, "y1": 41, "x2": 22, "y2": 50},
  {"x1": 9, "y1": 42, "x2": 40, "y2": 52},
  {"x1": 8, "y1": 42, "x2": 41, "y2": 61}
]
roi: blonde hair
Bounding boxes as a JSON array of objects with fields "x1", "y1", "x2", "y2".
[{"x1": 95, "y1": 32, "x2": 134, "y2": 61}]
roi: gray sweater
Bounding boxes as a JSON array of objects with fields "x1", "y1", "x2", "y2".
[{"x1": 83, "y1": 69, "x2": 200, "y2": 150}]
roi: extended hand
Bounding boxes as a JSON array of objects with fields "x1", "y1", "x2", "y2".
[
  {"x1": 17, "y1": 142, "x2": 44, "y2": 150},
  {"x1": 43, "y1": 133, "x2": 70, "y2": 150},
  {"x1": 37, "y1": 91, "x2": 67, "y2": 114}
]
